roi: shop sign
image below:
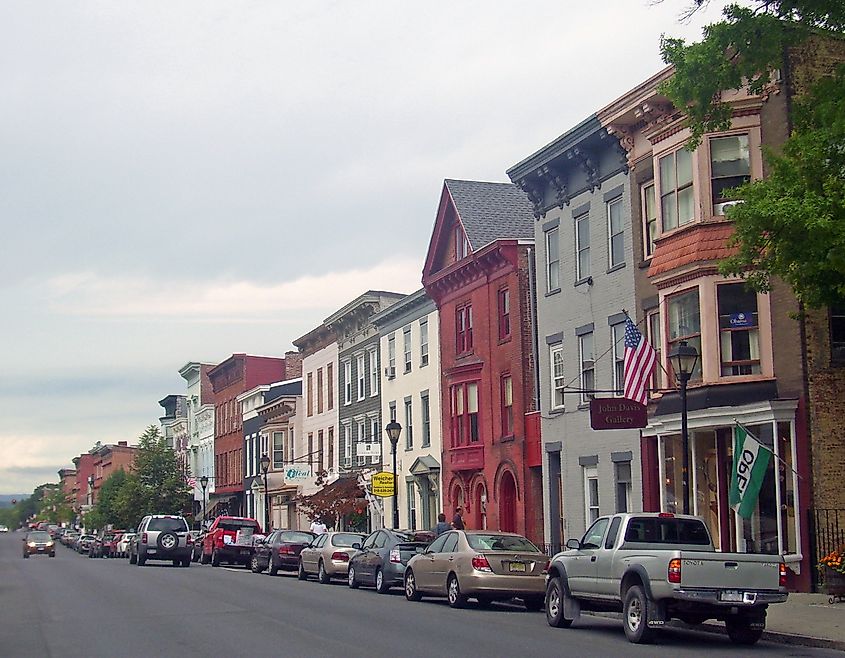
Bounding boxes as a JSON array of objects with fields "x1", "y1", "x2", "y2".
[
  {"x1": 590, "y1": 398, "x2": 648, "y2": 430},
  {"x1": 370, "y1": 471, "x2": 395, "y2": 497},
  {"x1": 284, "y1": 466, "x2": 311, "y2": 481}
]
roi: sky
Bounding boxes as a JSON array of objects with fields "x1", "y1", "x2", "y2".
[{"x1": 0, "y1": 0, "x2": 729, "y2": 494}]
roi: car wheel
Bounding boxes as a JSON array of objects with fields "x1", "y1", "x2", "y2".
[
  {"x1": 23, "y1": 553, "x2": 29, "y2": 559},
  {"x1": 375, "y1": 568, "x2": 390, "y2": 594},
  {"x1": 623, "y1": 585, "x2": 653, "y2": 644},
  {"x1": 348, "y1": 565, "x2": 359, "y2": 589},
  {"x1": 318, "y1": 560, "x2": 330, "y2": 584},
  {"x1": 545, "y1": 577, "x2": 573, "y2": 628},
  {"x1": 447, "y1": 574, "x2": 467, "y2": 609},
  {"x1": 251, "y1": 555, "x2": 262, "y2": 573},
  {"x1": 298, "y1": 559, "x2": 308, "y2": 580},
  {"x1": 523, "y1": 596, "x2": 544, "y2": 612},
  {"x1": 138, "y1": 552, "x2": 147, "y2": 567},
  {"x1": 211, "y1": 549, "x2": 220, "y2": 567},
  {"x1": 268, "y1": 558, "x2": 279, "y2": 577},
  {"x1": 129, "y1": 551, "x2": 137, "y2": 565},
  {"x1": 405, "y1": 569, "x2": 422, "y2": 602},
  {"x1": 50, "y1": 553, "x2": 56, "y2": 558},
  {"x1": 725, "y1": 616, "x2": 764, "y2": 645}
]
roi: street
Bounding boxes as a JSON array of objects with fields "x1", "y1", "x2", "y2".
[{"x1": 0, "y1": 534, "x2": 839, "y2": 658}]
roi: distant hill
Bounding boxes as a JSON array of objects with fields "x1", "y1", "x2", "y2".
[{"x1": 0, "y1": 495, "x2": 27, "y2": 508}]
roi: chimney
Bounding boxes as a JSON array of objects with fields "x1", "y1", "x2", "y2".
[
  {"x1": 118, "y1": 441, "x2": 128, "y2": 447},
  {"x1": 284, "y1": 350, "x2": 303, "y2": 379}
]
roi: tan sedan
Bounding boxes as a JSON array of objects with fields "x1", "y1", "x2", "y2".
[
  {"x1": 298, "y1": 531, "x2": 366, "y2": 583},
  {"x1": 404, "y1": 530, "x2": 548, "y2": 610}
]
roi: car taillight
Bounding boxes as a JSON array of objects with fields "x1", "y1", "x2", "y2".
[
  {"x1": 331, "y1": 551, "x2": 349, "y2": 562},
  {"x1": 668, "y1": 558, "x2": 682, "y2": 584},
  {"x1": 279, "y1": 545, "x2": 294, "y2": 555},
  {"x1": 471, "y1": 555, "x2": 492, "y2": 572},
  {"x1": 779, "y1": 562, "x2": 787, "y2": 587},
  {"x1": 658, "y1": 512, "x2": 675, "y2": 518},
  {"x1": 141, "y1": 533, "x2": 148, "y2": 544},
  {"x1": 389, "y1": 548, "x2": 401, "y2": 563}
]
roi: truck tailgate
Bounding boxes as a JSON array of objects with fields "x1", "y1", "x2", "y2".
[{"x1": 679, "y1": 551, "x2": 781, "y2": 590}]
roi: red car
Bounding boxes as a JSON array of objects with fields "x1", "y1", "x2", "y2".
[
  {"x1": 201, "y1": 516, "x2": 263, "y2": 567},
  {"x1": 104, "y1": 531, "x2": 125, "y2": 557}
]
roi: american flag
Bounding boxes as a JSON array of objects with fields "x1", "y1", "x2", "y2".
[
  {"x1": 623, "y1": 317, "x2": 657, "y2": 405},
  {"x1": 186, "y1": 476, "x2": 197, "y2": 488}
]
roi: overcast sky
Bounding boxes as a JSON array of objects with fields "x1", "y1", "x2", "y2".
[{"x1": 0, "y1": 1, "x2": 728, "y2": 494}]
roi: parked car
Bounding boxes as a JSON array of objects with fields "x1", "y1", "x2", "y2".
[
  {"x1": 298, "y1": 531, "x2": 366, "y2": 583},
  {"x1": 251, "y1": 530, "x2": 315, "y2": 575},
  {"x1": 190, "y1": 532, "x2": 204, "y2": 562},
  {"x1": 76, "y1": 534, "x2": 96, "y2": 554},
  {"x1": 348, "y1": 529, "x2": 433, "y2": 593},
  {"x1": 62, "y1": 532, "x2": 79, "y2": 547},
  {"x1": 104, "y1": 531, "x2": 125, "y2": 557},
  {"x1": 22, "y1": 530, "x2": 56, "y2": 558},
  {"x1": 543, "y1": 513, "x2": 788, "y2": 645},
  {"x1": 130, "y1": 515, "x2": 193, "y2": 567},
  {"x1": 116, "y1": 532, "x2": 135, "y2": 558},
  {"x1": 88, "y1": 535, "x2": 105, "y2": 558},
  {"x1": 404, "y1": 530, "x2": 547, "y2": 610},
  {"x1": 0, "y1": 525, "x2": 9, "y2": 533},
  {"x1": 201, "y1": 516, "x2": 263, "y2": 567}
]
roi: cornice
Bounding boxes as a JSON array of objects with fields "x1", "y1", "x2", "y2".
[{"x1": 424, "y1": 242, "x2": 517, "y2": 305}]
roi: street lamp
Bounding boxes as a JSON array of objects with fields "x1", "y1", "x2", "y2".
[
  {"x1": 260, "y1": 454, "x2": 271, "y2": 533},
  {"x1": 199, "y1": 476, "x2": 209, "y2": 529},
  {"x1": 669, "y1": 340, "x2": 699, "y2": 515},
  {"x1": 384, "y1": 421, "x2": 402, "y2": 530}
]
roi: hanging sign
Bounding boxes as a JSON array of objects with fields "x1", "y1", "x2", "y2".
[
  {"x1": 283, "y1": 466, "x2": 311, "y2": 482},
  {"x1": 590, "y1": 398, "x2": 648, "y2": 430},
  {"x1": 370, "y1": 471, "x2": 395, "y2": 497}
]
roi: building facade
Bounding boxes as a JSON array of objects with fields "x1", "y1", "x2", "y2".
[
  {"x1": 508, "y1": 116, "x2": 640, "y2": 551},
  {"x1": 422, "y1": 179, "x2": 544, "y2": 545},
  {"x1": 179, "y1": 362, "x2": 216, "y2": 518},
  {"x1": 372, "y1": 289, "x2": 443, "y2": 531}
]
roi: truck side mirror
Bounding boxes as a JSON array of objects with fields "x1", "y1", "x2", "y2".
[{"x1": 566, "y1": 538, "x2": 581, "y2": 550}]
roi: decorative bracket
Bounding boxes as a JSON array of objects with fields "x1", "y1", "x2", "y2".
[
  {"x1": 567, "y1": 146, "x2": 600, "y2": 191},
  {"x1": 537, "y1": 164, "x2": 570, "y2": 208},
  {"x1": 516, "y1": 178, "x2": 545, "y2": 219}
]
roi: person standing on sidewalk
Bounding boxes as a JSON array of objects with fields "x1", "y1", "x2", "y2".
[
  {"x1": 309, "y1": 517, "x2": 327, "y2": 535},
  {"x1": 432, "y1": 514, "x2": 450, "y2": 537},
  {"x1": 451, "y1": 507, "x2": 465, "y2": 530}
]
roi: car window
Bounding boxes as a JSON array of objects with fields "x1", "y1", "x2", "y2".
[
  {"x1": 373, "y1": 532, "x2": 387, "y2": 549},
  {"x1": 27, "y1": 531, "x2": 51, "y2": 541},
  {"x1": 280, "y1": 531, "x2": 315, "y2": 544},
  {"x1": 466, "y1": 534, "x2": 540, "y2": 552},
  {"x1": 426, "y1": 534, "x2": 448, "y2": 553},
  {"x1": 331, "y1": 533, "x2": 364, "y2": 548},
  {"x1": 581, "y1": 518, "x2": 609, "y2": 549},
  {"x1": 623, "y1": 517, "x2": 711, "y2": 545},
  {"x1": 219, "y1": 519, "x2": 260, "y2": 532},
  {"x1": 442, "y1": 533, "x2": 459, "y2": 553},
  {"x1": 604, "y1": 517, "x2": 622, "y2": 549},
  {"x1": 362, "y1": 532, "x2": 377, "y2": 549},
  {"x1": 147, "y1": 518, "x2": 189, "y2": 532}
]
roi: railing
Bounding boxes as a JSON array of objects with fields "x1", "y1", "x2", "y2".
[{"x1": 809, "y1": 508, "x2": 845, "y2": 589}]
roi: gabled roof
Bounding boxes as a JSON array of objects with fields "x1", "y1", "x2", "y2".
[{"x1": 444, "y1": 179, "x2": 535, "y2": 250}]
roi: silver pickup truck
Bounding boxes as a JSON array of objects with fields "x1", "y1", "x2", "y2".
[{"x1": 545, "y1": 512, "x2": 787, "y2": 645}]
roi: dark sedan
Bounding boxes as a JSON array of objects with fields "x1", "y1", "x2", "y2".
[
  {"x1": 22, "y1": 531, "x2": 56, "y2": 558},
  {"x1": 250, "y1": 530, "x2": 316, "y2": 576},
  {"x1": 348, "y1": 529, "x2": 433, "y2": 594}
]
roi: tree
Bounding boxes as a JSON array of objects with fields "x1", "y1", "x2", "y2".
[
  {"x1": 133, "y1": 425, "x2": 192, "y2": 519},
  {"x1": 91, "y1": 469, "x2": 140, "y2": 530}
]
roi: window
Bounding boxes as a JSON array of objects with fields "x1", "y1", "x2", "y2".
[
  {"x1": 667, "y1": 289, "x2": 702, "y2": 380},
  {"x1": 403, "y1": 326, "x2": 412, "y2": 373},
  {"x1": 317, "y1": 430, "x2": 324, "y2": 475},
  {"x1": 389, "y1": 401, "x2": 396, "y2": 423},
  {"x1": 307, "y1": 433, "x2": 314, "y2": 470},
  {"x1": 575, "y1": 213, "x2": 590, "y2": 280},
  {"x1": 717, "y1": 282, "x2": 760, "y2": 376},
  {"x1": 605, "y1": 517, "x2": 622, "y2": 549},
  {"x1": 356, "y1": 353, "x2": 365, "y2": 401},
  {"x1": 501, "y1": 375, "x2": 514, "y2": 437},
  {"x1": 647, "y1": 310, "x2": 664, "y2": 394},
  {"x1": 710, "y1": 134, "x2": 750, "y2": 213},
  {"x1": 498, "y1": 288, "x2": 511, "y2": 339},
  {"x1": 615, "y1": 461, "x2": 632, "y2": 513},
  {"x1": 642, "y1": 183, "x2": 657, "y2": 258},
  {"x1": 579, "y1": 332, "x2": 595, "y2": 403},
  {"x1": 407, "y1": 482, "x2": 417, "y2": 530},
  {"x1": 368, "y1": 348, "x2": 378, "y2": 396},
  {"x1": 405, "y1": 399, "x2": 413, "y2": 450},
  {"x1": 456, "y1": 226, "x2": 470, "y2": 260},
  {"x1": 370, "y1": 418, "x2": 379, "y2": 463},
  {"x1": 327, "y1": 363, "x2": 334, "y2": 410},
  {"x1": 421, "y1": 393, "x2": 431, "y2": 447},
  {"x1": 328, "y1": 426, "x2": 334, "y2": 472},
  {"x1": 342, "y1": 422, "x2": 352, "y2": 467},
  {"x1": 387, "y1": 334, "x2": 396, "y2": 378},
  {"x1": 343, "y1": 360, "x2": 352, "y2": 405},
  {"x1": 584, "y1": 466, "x2": 600, "y2": 526},
  {"x1": 660, "y1": 147, "x2": 694, "y2": 231},
  {"x1": 420, "y1": 319, "x2": 429, "y2": 367},
  {"x1": 316, "y1": 368, "x2": 323, "y2": 414},
  {"x1": 272, "y1": 431, "x2": 284, "y2": 469},
  {"x1": 581, "y1": 517, "x2": 607, "y2": 549},
  {"x1": 456, "y1": 305, "x2": 473, "y2": 353},
  {"x1": 356, "y1": 419, "x2": 366, "y2": 466},
  {"x1": 607, "y1": 197, "x2": 624, "y2": 268},
  {"x1": 832, "y1": 305, "x2": 845, "y2": 362},
  {"x1": 611, "y1": 323, "x2": 625, "y2": 395},
  {"x1": 546, "y1": 227, "x2": 560, "y2": 291},
  {"x1": 550, "y1": 344, "x2": 565, "y2": 410},
  {"x1": 450, "y1": 382, "x2": 479, "y2": 446}
]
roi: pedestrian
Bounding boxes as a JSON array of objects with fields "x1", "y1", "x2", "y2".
[
  {"x1": 451, "y1": 507, "x2": 465, "y2": 530},
  {"x1": 309, "y1": 517, "x2": 327, "y2": 535},
  {"x1": 432, "y1": 513, "x2": 450, "y2": 537}
]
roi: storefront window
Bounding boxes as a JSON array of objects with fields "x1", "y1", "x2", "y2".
[
  {"x1": 693, "y1": 431, "x2": 720, "y2": 550},
  {"x1": 778, "y1": 422, "x2": 798, "y2": 555},
  {"x1": 735, "y1": 424, "x2": 778, "y2": 555},
  {"x1": 661, "y1": 436, "x2": 683, "y2": 514},
  {"x1": 717, "y1": 283, "x2": 760, "y2": 376},
  {"x1": 667, "y1": 289, "x2": 702, "y2": 380}
]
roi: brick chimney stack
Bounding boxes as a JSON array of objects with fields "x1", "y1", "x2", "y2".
[{"x1": 284, "y1": 350, "x2": 303, "y2": 379}]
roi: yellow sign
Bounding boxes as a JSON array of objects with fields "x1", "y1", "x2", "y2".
[{"x1": 370, "y1": 471, "x2": 396, "y2": 498}]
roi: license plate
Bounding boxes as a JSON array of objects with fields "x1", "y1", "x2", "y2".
[
  {"x1": 240, "y1": 549, "x2": 251, "y2": 556},
  {"x1": 720, "y1": 590, "x2": 743, "y2": 602},
  {"x1": 147, "y1": 549, "x2": 156, "y2": 554},
  {"x1": 508, "y1": 562, "x2": 527, "y2": 573}
]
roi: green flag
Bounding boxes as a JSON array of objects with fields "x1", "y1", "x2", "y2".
[{"x1": 728, "y1": 424, "x2": 772, "y2": 519}]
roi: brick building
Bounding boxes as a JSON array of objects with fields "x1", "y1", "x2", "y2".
[
  {"x1": 422, "y1": 179, "x2": 543, "y2": 545},
  {"x1": 58, "y1": 467, "x2": 76, "y2": 502},
  {"x1": 71, "y1": 453, "x2": 96, "y2": 511}
]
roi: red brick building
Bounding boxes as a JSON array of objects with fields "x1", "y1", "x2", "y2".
[
  {"x1": 71, "y1": 453, "x2": 96, "y2": 511},
  {"x1": 207, "y1": 354, "x2": 289, "y2": 516},
  {"x1": 422, "y1": 179, "x2": 543, "y2": 545},
  {"x1": 92, "y1": 442, "x2": 137, "y2": 494},
  {"x1": 58, "y1": 468, "x2": 76, "y2": 503}
]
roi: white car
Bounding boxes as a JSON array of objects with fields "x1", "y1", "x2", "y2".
[
  {"x1": 116, "y1": 533, "x2": 136, "y2": 558},
  {"x1": 0, "y1": 525, "x2": 8, "y2": 533}
]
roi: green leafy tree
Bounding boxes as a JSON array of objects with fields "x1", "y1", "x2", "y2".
[
  {"x1": 91, "y1": 469, "x2": 139, "y2": 530},
  {"x1": 134, "y1": 425, "x2": 191, "y2": 518}
]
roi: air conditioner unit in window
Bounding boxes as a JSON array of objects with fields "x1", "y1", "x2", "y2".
[
  {"x1": 384, "y1": 366, "x2": 395, "y2": 379},
  {"x1": 714, "y1": 200, "x2": 743, "y2": 215}
]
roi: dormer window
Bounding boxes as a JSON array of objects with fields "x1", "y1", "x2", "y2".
[
  {"x1": 710, "y1": 134, "x2": 750, "y2": 215},
  {"x1": 456, "y1": 226, "x2": 470, "y2": 260}
]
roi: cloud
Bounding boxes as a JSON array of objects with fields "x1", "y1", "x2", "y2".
[{"x1": 44, "y1": 258, "x2": 422, "y2": 320}]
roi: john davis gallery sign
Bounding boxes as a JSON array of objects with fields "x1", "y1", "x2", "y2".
[{"x1": 589, "y1": 398, "x2": 648, "y2": 430}]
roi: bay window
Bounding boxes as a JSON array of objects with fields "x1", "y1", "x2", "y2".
[
  {"x1": 272, "y1": 431, "x2": 284, "y2": 469},
  {"x1": 659, "y1": 147, "x2": 694, "y2": 231},
  {"x1": 667, "y1": 289, "x2": 702, "y2": 380},
  {"x1": 717, "y1": 282, "x2": 760, "y2": 376},
  {"x1": 710, "y1": 134, "x2": 750, "y2": 214}
]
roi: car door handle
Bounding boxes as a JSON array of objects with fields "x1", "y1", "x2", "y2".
[
  {"x1": 448, "y1": 557, "x2": 454, "y2": 562},
  {"x1": 590, "y1": 556, "x2": 597, "y2": 562}
]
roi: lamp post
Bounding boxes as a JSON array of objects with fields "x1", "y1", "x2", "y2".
[
  {"x1": 260, "y1": 454, "x2": 271, "y2": 532},
  {"x1": 669, "y1": 340, "x2": 700, "y2": 515},
  {"x1": 384, "y1": 421, "x2": 402, "y2": 530},
  {"x1": 199, "y1": 476, "x2": 209, "y2": 529}
]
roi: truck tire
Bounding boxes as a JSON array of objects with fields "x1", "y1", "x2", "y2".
[
  {"x1": 725, "y1": 617, "x2": 764, "y2": 645},
  {"x1": 623, "y1": 585, "x2": 654, "y2": 644},
  {"x1": 545, "y1": 577, "x2": 573, "y2": 628}
]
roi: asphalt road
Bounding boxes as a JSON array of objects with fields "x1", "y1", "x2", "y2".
[{"x1": 0, "y1": 532, "x2": 839, "y2": 658}]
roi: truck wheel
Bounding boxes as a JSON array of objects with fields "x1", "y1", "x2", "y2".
[
  {"x1": 725, "y1": 617, "x2": 764, "y2": 645},
  {"x1": 623, "y1": 585, "x2": 653, "y2": 644},
  {"x1": 211, "y1": 549, "x2": 220, "y2": 567},
  {"x1": 546, "y1": 577, "x2": 573, "y2": 628}
]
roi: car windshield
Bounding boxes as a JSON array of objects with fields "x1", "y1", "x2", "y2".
[
  {"x1": 467, "y1": 534, "x2": 541, "y2": 553},
  {"x1": 279, "y1": 532, "x2": 314, "y2": 543},
  {"x1": 331, "y1": 533, "x2": 364, "y2": 547},
  {"x1": 219, "y1": 520, "x2": 259, "y2": 532},
  {"x1": 147, "y1": 518, "x2": 188, "y2": 532},
  {"x1": 27, "y1": 532, "x2": 51, "y2": 541},
  {"x1": 623, "y1": 517, "x2": 711, "y2": 545}
]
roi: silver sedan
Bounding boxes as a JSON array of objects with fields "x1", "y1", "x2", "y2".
[{"x1": 298, "y1": 531, "x2": 366, "y2": 583}]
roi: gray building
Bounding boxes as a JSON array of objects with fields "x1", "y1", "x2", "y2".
[
  {"x1": 508, "y1": 115, "x2": 641, "y2": 550},
  {"x1": 324, "y1": 291, "x2": 405, "y2": 474}
]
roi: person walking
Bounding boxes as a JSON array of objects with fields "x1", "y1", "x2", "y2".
[
  {"x1": 432, "y1": 513, "x2": 450, "y2": 537},
  {"x1": 451, "y1": 507, "x2": 465, "y2": 530},
  {"x1": 309, "y1": 517, "x2": 327, "y2": 535}
]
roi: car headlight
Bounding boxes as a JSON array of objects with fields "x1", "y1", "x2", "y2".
[
  {"x1": 46, "y1": 541, "x2": 54, "y2": 547},
  {"x1": 28, "y1": 542, "x2": 36, "y2": 547}
]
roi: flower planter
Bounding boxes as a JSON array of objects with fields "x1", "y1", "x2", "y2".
[{"x1": 823, "y1": 566, "x2": 845, "y2": 603}]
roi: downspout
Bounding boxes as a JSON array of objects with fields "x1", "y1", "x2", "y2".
[{"x1": 527, "y1": 246, "x2": 541, "y2": 412}]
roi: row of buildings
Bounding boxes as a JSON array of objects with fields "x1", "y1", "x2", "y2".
[{"x1": 58, "y1": 35, "x2": 844, "y2": 592}]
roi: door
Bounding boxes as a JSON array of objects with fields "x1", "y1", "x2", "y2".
[
  {"x1": 499, "y1": 472, "x2": 517, "y2": 533},
  {"x1": 593, "y1": 516, "x2": 623, "y2": 596},
  {"x1": 356, "y1": 531, "x2": 379, "y2": 581},
  {"x1": 258, "y1": 532, "x2": 276, "y2": 569},
  {"x1": 415, "y1": 533, "x2": 448, "y2": 591},
  {"x1": 432, "y1": 532, "x2": 460, "y2": 594},
  {"x1": 301, "y1": 535, "x2": 323, "y2": 572},
  {"x1": 567, "y1": 518, "x2": 609, "y2": 596}
]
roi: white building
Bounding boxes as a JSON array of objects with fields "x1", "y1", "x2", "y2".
[{"x1": 178, "y1": 362, "x2": 216, "y2": 522}]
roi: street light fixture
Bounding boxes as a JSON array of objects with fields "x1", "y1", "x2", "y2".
[
  {"x1": 384, "y1": 421, "x2": 402, "y2": 530},
  {"x1": 199, "y1": 476, "x2": 209, "y2": 529},
  {"x1": 669, "y1": 340, "x2": 699, "y2": 516},
  {"x1": 260, "y1": 454, "x2": 271, "y2": 533}
]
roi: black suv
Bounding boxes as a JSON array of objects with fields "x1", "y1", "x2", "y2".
[{"x1": 130, "y1": 515, "x2": 193, "y2": 567}]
